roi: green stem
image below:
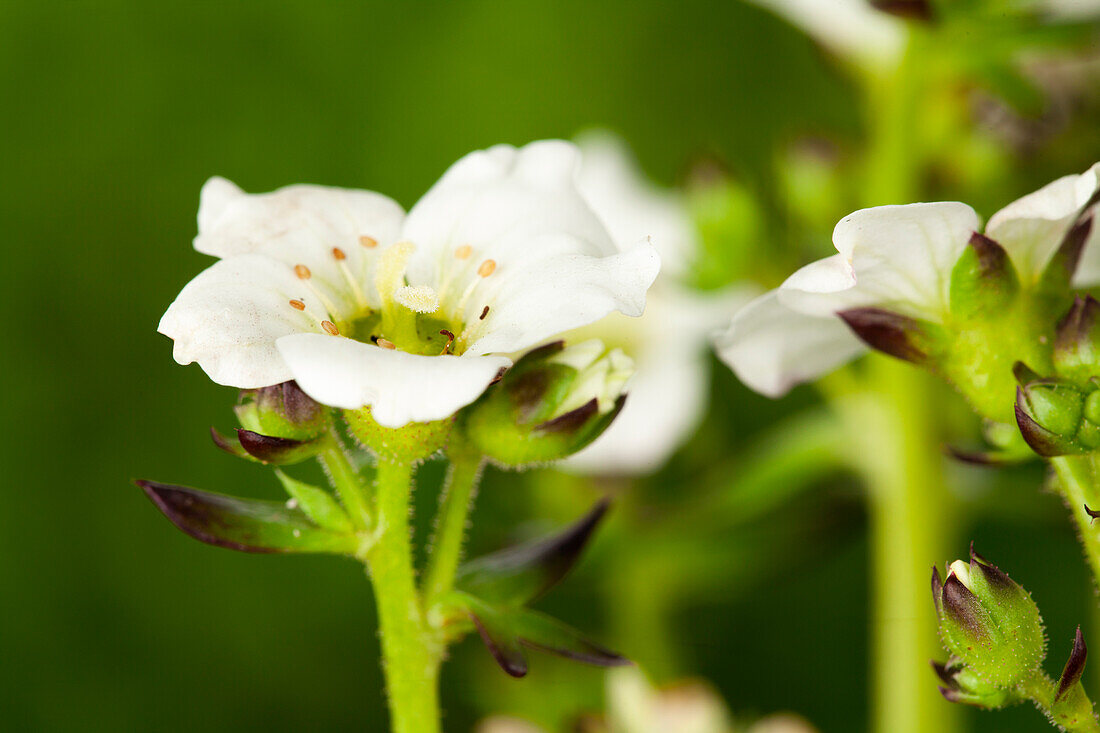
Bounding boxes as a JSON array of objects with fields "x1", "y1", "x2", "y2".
[
  {"x1": 829, "y1": 359, "x2": 958, "y2": 733},
  {"x1": 319, "y1": 431, "x2": 372, "y2": 532},
  {"x1": 422, "y1": 449, "x2": 485, "y2": 604},
  {"x1": 1051, "y1": 455, "x2": 1100, "y2": 592},
  {"x1": 366, "y1": 459, "x2": 440, "y2": 733},
  {"x1": 1021, "y1": 672, "x2": 1100, "y2": 732}
]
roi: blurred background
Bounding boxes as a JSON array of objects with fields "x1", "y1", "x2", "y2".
[{"x1": 3, "y1": 1, "x2": 1100, "y2": 730}]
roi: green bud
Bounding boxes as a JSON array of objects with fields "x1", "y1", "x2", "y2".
[
  {"x1": 235, "y1": 381, "x2": 327, "y2": 441},
  {"x1": 462, "y1": 340, "x2": 631, "y2": 467},
  {"x1": 1014, "y1": 378, "x2": 1100, "y2": 456},
  {"x1": 949, "y1": 233, "x2": 1020, "y2": 322},
  {"x1": 931, "y1": 547, "x2": 1046, "y2": 688},
  {"x1": 1054, "y1": 296, "x2": 1100, "y2": 384}
]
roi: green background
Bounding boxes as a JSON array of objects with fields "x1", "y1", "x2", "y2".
[{"x1": 1, "y1": 1, "x2": 1097, "y2": 730}]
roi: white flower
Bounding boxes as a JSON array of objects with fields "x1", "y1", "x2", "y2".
[
  {"x1": 159, "y1": 141, "x2": 660, "y2": 428},
  {"x1": 606, "y1": 668, "x2": 733, "y2": 733},
  {"x1": 559, "y1": 133, "x2": 753, "y2": 475},
  {"x1": 715, "y1": 163, "x2": 1100, "y2": 397}
]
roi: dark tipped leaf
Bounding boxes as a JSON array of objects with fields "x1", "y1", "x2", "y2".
[
  {"x1": 274, "y1": 470, "x2": 354, "y2": 534},
  {"x1": 944, "y1": 444, "x2": 1029, "y2": 466},
  {"x1": 464, "y1": 596, "x2": 528, "y2": 678},
  {"x1": 137, "y1": 480, "x2": 358, "y2": 554},
  {"x1": 1056, "y1": 627, "x2": 1088, "y2": 702},
  {"x1": 457, "y1": 499, "x2": 610, "y2": 606},
  {"x1": 237, "y1": 428, "x2": 321, "y2": 465},
  {"x1": 509, "y1": 609, "x2": 629, "y2": 668}
]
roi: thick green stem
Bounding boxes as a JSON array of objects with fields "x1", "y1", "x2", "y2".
[
  {"x1": 1021, "y1": 672, "x2": 1100, "y2": 732},
  {"x1": 829, "y1": 359, "x2": 957, "y2": 733},
  {"x1": 422, "y1": 450, "x2": 485, "y2": 604},
  {"x1": 1051, "y1": 455, "x2": 1100, "y2": 592},
  {"x1": 367, "y1": 459, "x2": 440, "y2": 733}
]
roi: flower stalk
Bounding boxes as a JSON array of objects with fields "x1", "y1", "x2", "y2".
[{"x1": 423, "y1": 444, "x2": 486, "y2": 604}]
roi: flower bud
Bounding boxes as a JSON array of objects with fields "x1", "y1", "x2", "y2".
[
  {"x1": 1014, "y1": 378, "x2": 1100, "y2": 456},
  {"x1": 462, "y1": 339, "x2": 632, "y2": 467},
  {"x1": 931, "y1": 547, "x2": 1045, "y2": 688},
  {"x1": 234, "y1": 381, "x2": 327, "y2": 441}
]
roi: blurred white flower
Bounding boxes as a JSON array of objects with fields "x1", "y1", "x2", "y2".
[
  {"x1": 560, "y1": 133, "x2": 754, "y2": 475},
  {"x1": 607, "y1": 668, "x2": 733, "y2": 733},
  {"x1": 715, "y1": 163, "x2": 1100, "y2": 396},
  {"x1": 743, "y1": 0, "x2": 906, "y2": 68},
  {"x1": 159, "y1": 141, "x2": 660, "y2": 428}
]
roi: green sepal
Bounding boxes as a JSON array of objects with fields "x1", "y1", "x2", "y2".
[
  {"x1": 210, "y1": 426, "x2": 261, "y2": 463},
  {"x1": 949, "y1": 232, "x2": 1019, "y2": 322},
  {"x1": 1054, "y1": 297, "x2": 1100, "y2": 384},
  {"x1": 136, "y1": 480, "x2": 359, "y2": 554},
  {"x1": 1049, "y1": 627, "x2": 1098, "y2": 730},
  {"x1": 1014, "y1": 379, "x2": 1100, "y2": 457},
  {"x1": 343, "y1": 407, "x2": 451, "y2": 463},
  {"x1": 932, "y1": 657, "x2": 1013, "y2": 709},
  {"x1": 454, "y1": 592, "x2": 628, "y2": 678},
  {"x1": 273, "y1": 470, "x2": 354, "y2": 535},
  {"x1": 455, "y1": 499, "x2": 609, "y2": 607}
]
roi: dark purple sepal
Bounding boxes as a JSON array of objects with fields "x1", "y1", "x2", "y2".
[
  {"x1": 870, "y1": 0, "x2": 933, "y2": 20},
  {"x1": 236, "y1": 428, "x2": 321, "y2": 465},
  {"x1": 944, "y1": 444, "x2": 1028, "y2": 466},
  {"x1": 468, "y1": 603, "x2": 528, "y2": 678},
  {"x1": 1056, "y1": 626, "x2": 1088, "y2": 702},
  {"x1": 932, "y1": 566, "x2": 944, "y2": 613},
  {"x1": 456, "y1": 499, "x2": 610, "y2": 607},
  {"x1": 1013, "y1": 361, "x2": 1043, "y2": 386},
  {"x1": 210, "y1": 427, "x2": 260, "y2": 462},
  {"x1": 942, "y1": 573, "x2": 985, "y2": 638},
  {"x1": 837, "y1": 308, "x2": 937, "y2": 365},
  {"x1": 536, "y1": 398, "x2": 599, "y2": 434},
  {"x1": 1054, "y1": 296, "x2": 1100, "y2": 381},
  {"x1": 136, "y1": 480, "x2": 358, "y2": 554}
]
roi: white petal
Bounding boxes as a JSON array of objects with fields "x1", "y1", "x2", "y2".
[
  {"x1": 783, "y1": 202, "x2": 978, "y2": 319},
  {"x1": 276, "y1": 333, "x2": 511, "y2": 427},
  {"x1": 575, "y1": 131, "x2": 699, "y2": 276},
  {"x1": 463, "y1": 238, "x2": 660, "y2": 356},
  {"x1": 565, "y1": 284, "x2": 754, "y2": 475},
  {"x1": 986, "y1": 163, "x2": 1100, "y2": 284},
  {"x1": 158, "y1": 254, "x2": 333, "y2": 388},
  {"x1": 401, "y1": 141, "x2": 657, "y2": 350},
  {"x1": 714, "y1": 291, "x2": 865, "y2": 397},
  {"x1": 194, "y1": 178, "x2": 405, "y2": 261}
]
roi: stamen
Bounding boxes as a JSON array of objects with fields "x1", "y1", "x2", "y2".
[
  {"x1": 321, "y1": 320, "x2": 340, "y2": 336},
  {"x1": 478, "y1": 259, "x2": 497, "y2": 277},
  {"x1": 359, "y1": 235, "x2": 378, "y2": 248},
  {"x1": 455, "y1": 244, "x2": 472, "y2": 260},
  {"x1": 439, "y1": 329, "x2": 455, "y2": 355},
  {"x1": 479, "y1": 305, "x2": 489, "y2": 320},
  {"x1": 294, "y1": 264, "x2": 311, "y2": 280},
  {"x1": 377, "y1": 338, "x2": 396, "y2": 350},
  {"x1": 289, "y1": 299, "x2": 306, "y2": 311},
  {"x1": 332, "y1": 247, "x2": 347, "y2": 260}
]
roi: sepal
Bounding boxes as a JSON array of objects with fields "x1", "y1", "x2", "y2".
[
  {"x1": 455, "y1": 499, "x2": 610, "y2": 607},
  {"x1": 836, "y1": 308, "x2": 944, "y2": 366},
  {"x1": 1014, "y1": 377, "x2": 1100, "y2": 457},
  {"x1": 237, "y1": 428, "x2": 324, "y2": 465},
  {"x1": 463, "y1": 340, "x2": 632, "y2": 467},
  {"x1": 136, "y1": 480, "x2": 359, "y2": 554},
  {"x1": 931, "y1": 657, "x2": 1012, "y2": 709},
  {"x1": 1050, "y1": 628, "x2": 1099, "y2": 730},
  {"x1": 1054, "y1": 297, "x2": 1100, "y2": 384},
  {"x1": 949, "y1": 233, "x2": 1019, "y2": 321}
]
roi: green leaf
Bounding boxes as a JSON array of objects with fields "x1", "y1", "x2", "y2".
[
  {"x1": 274, "y1": 470, "x2": 354, "y2": 534},
  {"x1": 137, "y1": 480, "x2": 358, "y2": 554},
  {"x1": 456, "y1": 499, "x2": 609, "y2": 607},
  {"x1": 456, "y1": 592, "x2": 628, "y2": 678}
]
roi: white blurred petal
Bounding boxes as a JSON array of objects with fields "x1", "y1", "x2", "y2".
[
  {"x1": 744, "y1": 0, "x2": 906, "y2": 67},
  {"x1": 276, "y1": 333, "x2": 511, "y2": 428},
  {"x1": 986, "y1": 163, "x2": 1100, "y2": 284},
  {"x1": 714, "y1": 291, "x2": 865, "y2": 397},
  {"x1": 575, "y1": 131, "x2": 699, "y2": 276},
  {"x1": 566, "y1": 285, "x2": 754, "y2": 475},
  {"x1": 158, "y1": 254, "x2": 332, "y2": 388},
  {"x1": 782, "y1": 202, "x2": 978, "y2": 319}
]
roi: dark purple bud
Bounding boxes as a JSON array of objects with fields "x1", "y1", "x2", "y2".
[{"x1": 1056, "y1": 627, "x2": 1088, "y2": 702}]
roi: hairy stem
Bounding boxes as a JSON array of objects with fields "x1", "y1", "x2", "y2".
[
  {"x1": 422, "y1": 448, "x2": 485, "y2": 605},
  {"x1": 1051, "y1": 455, "x2": 1100, "y2": 593},
  {"x1": 319, "y1": 430, "x2": 373, "y2": 532},
  {"x1": 367, "y1": 458, "x2": 440, "y2": 733}
]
